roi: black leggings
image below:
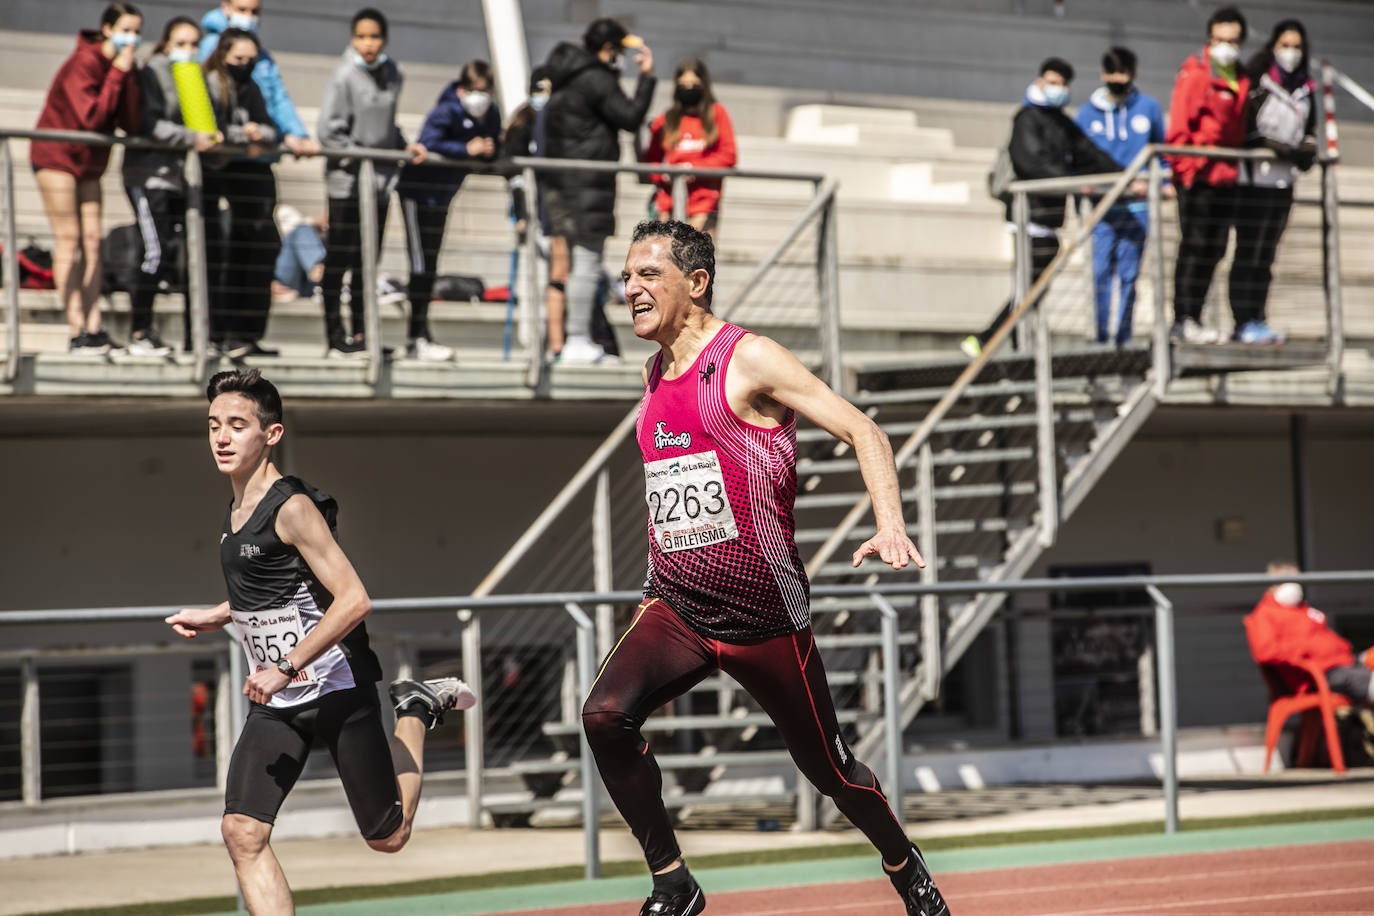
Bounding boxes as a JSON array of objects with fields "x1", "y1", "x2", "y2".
[
  {"x1": 582, "y1": 598, "x2": 911, "y2": 871},
  {"x1": 224, "y1": 685, "x2": 402, "y2": 840},
  {"x1": 1230, "y1": 186, "x2": 1294, "y2": 326},
  {"x1": 1174, "y1": 182, "x2": 1239, "y2": 324},
  {"x1": 321, "y1": 193, "x2": 390, "y2": 343},
  {"x1": 123, "y1": 184, "x2": 185, "y2": 337},
  {"x1": 204, "y1": 161, "x2": 278, "y2": 345},
  {"x1": 399, "y1": 195, "x2": 448, "y2": 340}
]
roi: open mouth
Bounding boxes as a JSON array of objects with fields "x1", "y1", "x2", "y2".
[{"x1": 632, "y1": 301, "x2": 654, "y2": 316}]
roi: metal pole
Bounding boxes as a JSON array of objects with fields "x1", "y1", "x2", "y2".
[
  {"x1": 818, "y1": 187, "x2": 844, "y2": 394},
  {"x1": 564, "y1": 602, "x2": 601, "y2": 879},
  {"x1": 357, "y1": 159, "x2": 382, "y2": 385},
  {"x1": 1146, "y1": 584, "x2": 1178, "y2": 835},
  {"x1": 20, "y1": 657, "x2": 39, "y2": 805},
  {"x1": 1012, "y1": 190, "x2": 1031, "y2": 352},
  {"x1": 870, "y1": 594, "x2": 905, "y2": 828},
  {"x1": 671, "y1": 175, "x2": 688, "y2": 221},
  {"x1": 1148, "y1": 157, "x2": 1169, "y2": 397},
  {"x1": 461, "y1": 611, "x2": 485, "y2": 829},
  {"x1": 183, "y1": 149, "x2": 211, "y2": 378},
  {"x1": 479, "y1": 0, "x2": 532, "y2": 122},
  {"x1": 2, "y1": 139, "x2": 19, "y2": 384},
  {"x1": 593, "y1": 468, "x2": 615, "y2": 662},
  {"x1": 227, "y1": 625, "x2": 247, "y2": 744},
  {"x1": 522, "y1": 166, "x2": 545, "y2": 388},
  {"x1": 1320, "y1": 159, "x2": 1345, "y2": 398},
  {"x1": 1029, "y1": 196, "x2": 1058, "y2": 549},
  {"x1": 215, "y1": 647, "x2": 233, "y2": 792},
  {"x1": 916, "y1": 442, "x2": 940, "y2": 701}
]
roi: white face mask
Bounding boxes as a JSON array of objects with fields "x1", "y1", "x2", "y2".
[
  {"x1": 1210, "y1": 42, "x2": 1240, "y2": 68},
  {"x1": 227, "y1": 11, "x2": 259, "y2": 32},
  {"x1": 168, "y1": 47, "x2": 197, "y2": 64},
  {"x1": 462, "y1": 90, "x2": 492, "y2": 119},
  {"x1": 1274, "y1": 48, "x2": 1303, "y2": 73},
  {"x1": 352, "y1": 50, "x2": 388, "y2": 71},
  {"x1": 1273, "y1": 582, "x2": 1304, "y2": 607}
]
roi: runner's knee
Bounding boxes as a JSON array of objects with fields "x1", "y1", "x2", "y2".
[
  {"x1": 366, "y1": 823, "x2": 411, "y2": 854},
  {"x1": 581, "y1": 694, "x2": 636, "y2": 751},
  {"x1": 221, "y1": 813, "x2": 271, "y2": 859}
]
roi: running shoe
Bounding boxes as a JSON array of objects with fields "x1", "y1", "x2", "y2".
[
  {"x1": 890, "y1": 846, "x2": 950, "y2": 916},
  {"x1": 327, "y1": 337, "x2": 367, "y2": 359},
  {"x1": 960, "y1": 335, "x2": 982, "y2": 359},
  {"x1": 1169, "y1": 318, "x2": 1222, "y2": 345},
  {"x1": 1233, "y1": 320, "x2": 1285, "y2": 345},
  {"x1": 227, "y1": 340, "x2": 280, "y2": 360},
  {"x1": 377, "y1": 273, "x2": 408, "y2": 307},
  {"x1": 388, "y1": 677, "x2": 476, "y2": 729},
  {"x1": 639, "y1": 879, "x2": 705, "y2": 916},
  {"x1": 69, "y1": 331, "x2": 111, "y2": 354},
  {"x1": 127, "y1": 330, "x2": 172, "y2": 356},
  {"x1": 405, "y1": 337, "x2": 454, "y2": 362}
]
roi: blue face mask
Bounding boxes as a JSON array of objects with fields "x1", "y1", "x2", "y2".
[
  {"x1": 110, "y1": 32, "x2": 141, "y2": 51},
  {"x1": 168, "y1": 47, "x2": 197, "y2": 64},
  {"x1": 1042, "y1": 84, "x2": 1070, "y2": 107},
  {"x1": 352, "y1": 50, "x2": 388, "y2": 71},
  {"x1": 227, "y1": 12, "x2": 258, "y2": 32},
  {"x1": 529, "y1": 94, "x2": 549, "y2": 111}
]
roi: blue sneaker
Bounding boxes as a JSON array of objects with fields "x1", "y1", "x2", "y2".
[{"x1": 1234, "y1": 320, "x2": 1284, "y2": 344}]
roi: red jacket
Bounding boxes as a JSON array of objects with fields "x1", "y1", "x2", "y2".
[
  {"x1": 30, "y1": 31, "x2": 140, "y2": 180},
  {"x1": 1244, "y1": 593, "x2": 1355, "y2": 686},
  {"x1": 644, "y1": 103, "x2": 737, "y2": 216},
  {"x1": 1165, "y1": 48, "x2": 1248, "y2": 188}
]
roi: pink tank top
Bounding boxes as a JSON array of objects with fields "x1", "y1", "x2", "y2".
[{"x1": 635, "y1": 322, "x2": 810, "y2": 640}]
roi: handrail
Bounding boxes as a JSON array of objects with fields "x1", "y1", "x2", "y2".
[
  {"x1": 5, "y1": 570, "x2": 1371, "y2": 624},
  {"x1": 471, "y1": 179, "x2": 840, "y2": 597},
  {"x1": 1329, "y1": 65, "x2": 1374, "y2": 117}
]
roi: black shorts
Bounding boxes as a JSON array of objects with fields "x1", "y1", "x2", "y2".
[{"x1": 224, "y1": 685, "x2": 403, "y2": 841}]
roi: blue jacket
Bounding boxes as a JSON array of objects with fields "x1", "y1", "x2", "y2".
[
  {"x1": 397, "y1": 82, "x2": 502, "y2": 208},
  {"x1": 199, "y1": 8, "x2": 308, "y2": 140},
  {"x1": 1074, "y1": 86, "x2": 1166, "y2": 213}
]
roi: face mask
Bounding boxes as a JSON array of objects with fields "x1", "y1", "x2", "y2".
[
  {"x1": 529, "y1": 93, "x2": 549, "y2": 111},
  {"x1": 352, "y1": 50, "x2": 388, "y2": 71},
  {"x1": 1273, "y1": 582, "x2": 1304, "y2": 607},
  {"x1": 110, "y1": 32, "x2": 141, "y2": 51},
  {"x1": 462, "y1": 90, "x2": 492, "y2": 119},
  {"x1": 675, "y1": 85, "x2": 704, "y2": 108},
  {"x1": 227, "y1": 12, "x2": 258, "y2": 32},
  {"x1": 1210, "y1": 42, "x2": 1240, "y2": 68},
  {"x1": 168, "y1": 47, "x2": 197, "y2": 64},
  {"x1": 226, "y1": 62, "x2": 255, "y2": 83},
  {"x1": 1042, "y1": 84, "x2": 1070, "y2": 107},
  {"x1": 1105, "y1": 80, "x2": 1132, "y2": 97},
  {"x1": 1274, "y1": 48, "x2": 1303, "y2": 73}
]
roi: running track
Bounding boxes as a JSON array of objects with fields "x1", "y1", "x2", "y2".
[{"x1": 486, "y1": 839, "x2": 1374, "y2": 915}]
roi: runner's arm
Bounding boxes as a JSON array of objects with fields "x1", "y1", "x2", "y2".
[
  {"x1": 166, "y1": 601, "x2": 231, "y2": 638},
  {"x1": 733, "y1": 335, "x2": 924, "y2": 570}
]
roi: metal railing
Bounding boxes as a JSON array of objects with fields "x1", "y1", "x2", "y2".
[
  {"x1": 0, "y1": 127, "x2": 829, "y2": 386},
  {"x1": 2, "y1": 570, "x2": 1371, "y2": 880}
]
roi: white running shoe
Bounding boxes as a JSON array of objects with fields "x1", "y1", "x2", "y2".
[
  {"x1": 559, "y1": 335, "x2": 608, "y2": 364},
  {"x1": 377, "y1": 273, "x2": 408, "y2": 307},
  {"x1": 1170, "y1": 317, "x2": 1223, "y2": 344},
  {"x1": 406, "y1": 337, "x2": 454, "y2": 361},
  {"x1": 388, "y1": 677, "x2": 476, "y2": 729}
]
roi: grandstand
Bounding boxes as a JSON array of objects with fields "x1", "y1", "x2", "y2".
[{"x1": 2, "y1": 5, "x2": 1374, "y2": 915}]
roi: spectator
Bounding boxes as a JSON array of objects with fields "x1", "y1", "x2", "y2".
[
  {"x1": 1074, "y1": 47, "x2": 1166, "y2": 347},
  {"x1": 543, "y1": 17, "x2": 656, "y2": 363},
  {"x1": 317, "y1": 8, "x2": 424, "y2": 358},
  {"x1": 270, "y1": 205, "x2": 325, "y2": 302},
  {"x1": 395, "y1": 59, "x2": 502, "y2": 362},
  {"x1": 122, "y1": 16, "x2": 223, "y2": 356},
  {"x1": 1232, "y1": 19, "x2": 1317, "y2": 345},
  {"x1": 961, "y1": 58, "x2": 1119, "y2": 359},
  {"x1": 1244, "y1": 561, "x2": 1374, "y2": 702},
  {"x1": 1166, "y1": 5, "x2": 1251, "y2": 345},
  {"x1": 643, "y1": 57, "x2": 738, "y2": 237},
  {"x1": 202, "y1": 28, "x2": 278, "y2": 358},
  {"x1": 30, "y1": 2, "x2": 142, "y2": 354}
]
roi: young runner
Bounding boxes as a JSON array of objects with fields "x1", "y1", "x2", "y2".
[
  {"x1": 166, "y1": 367, "x2": 473, "y2": 914},
  {"x1": 585, "y1": 220, "x2": 950, "y2": 916}
]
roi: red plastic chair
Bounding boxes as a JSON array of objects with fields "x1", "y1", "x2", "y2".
[{"x1": 1258, "y1": 660, "x2": 1350, "y2": 773}]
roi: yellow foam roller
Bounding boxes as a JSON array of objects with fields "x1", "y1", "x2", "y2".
[{"x1": 173, "y1": 60, "x2": 218, "y2": 135}]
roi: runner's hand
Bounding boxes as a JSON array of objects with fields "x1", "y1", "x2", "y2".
[
  {"x1": 166, "y1": 607, "x2": 227, "y2": 639},
  {"x1": 852, "y1": 527, "x2": 925, "y2": 570},
  {"x1": 243, "y1": 667, "x2": 292, "y2": 705}
]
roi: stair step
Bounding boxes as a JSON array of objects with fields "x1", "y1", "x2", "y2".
[
  {"x1": 507, "y1": 749, "x2": 798, "y2": 776},
  {"x1": 850, "y1": 377, "x2": 1131, "y2": 407},
  {"x1": 542, "y1": 707, "x2": 874, "y2": 737},
  {"x1": 797, "y1": 447, "x2": 1035, "y2": 478},
  {"x1": 796, "y1": 480, "x2": 1037, "y2": 509},
  {"x1": 795, "y1": 518, "x2": 1013, "y2": 544},
  {"x1": 814, "y1": 555, "x2": 988, "y2": 579},
  {"x1": 795, "y1": 408, "x2": 1098, "y2": 442}
]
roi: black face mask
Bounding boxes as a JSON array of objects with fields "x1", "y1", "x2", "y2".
[
  {"x1": 675, "y1": 85, "x2": 704, "y2": 108},
  {"x1": 226, "y1": 62, "x2": 255, "y2": 84},
  {"x1": 1105, "y1": 80, "x2": 1132, "y2": 97}
]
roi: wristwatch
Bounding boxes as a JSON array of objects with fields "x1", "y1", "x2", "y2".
[{"x1": 276, "y1": 657, "x2": 299, "y2": 680}]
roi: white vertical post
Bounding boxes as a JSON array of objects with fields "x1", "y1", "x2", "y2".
[
  {"x1": 1013, "y1": 190, "x2": 1031, "y2": 352},
  {"x1": 184, "y1": 148, "x2": 211, "y2": 379},
  {"x1": 818, "y1": 187, "x2": 844, "y2": 394},
  {"x1": 593, "y1": 468, "x2": 615, "y2": 662},
  {"x1": 870, "y1": 594, "x2": 905, "y2": 828},
  {"x1": 20, "y1": 657, "x2": 39, "y2": 805},
  {"x1": 1148, "y1": 156, "x2": 1170, "y2": 397},
  {"x1": 1320, "y1": 159, "x2": 1345, "y2": 398},
  {"x1": 358, "y1": 158, "x2": 382, "y2": 385},
  {"x1": 671, "y1": 175, "x2": 688, "y2": 221},
  {"x1": 480, "y1": 0, "x2": 532, "y2": 127},
  {"x1": 1146, "y1": 585, "x2": 1178, "y2": 834},
  {"x1": 462, "y1": 611, "x2": 485, "y2": 829},
  {"x1": 564, "y1": 602, "x2": 601, "y2": 879},
  {"x1": 2, "y1": 139, "x2": 20, "y2": 383},
  {"x1": 917, "y1": 443, "x2": 940, "y2": 701},
  {"x1": 215, "y1": 647, "x2": 233, "y2": 792}
]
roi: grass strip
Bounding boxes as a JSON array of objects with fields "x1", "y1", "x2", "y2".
[{"x1": 31, "y1": 804, "x2": 1374, "y2": 916}]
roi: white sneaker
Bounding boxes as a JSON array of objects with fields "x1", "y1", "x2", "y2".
[
  {"x1": 406, "y1": 336, "x2": 453, "y2": 361},
  {"x1": 559, "y1": 335, "x2": 608, "y2": 364},
  {"x1": 126, "y1": 331, "x2": 172, "y2": 357},
  {"x1": 377, "y1": 273, "x2": 408, "y2": 307},
  {"x1": 1170, "y1": 317, "x2": 1222, "y2": 345}
]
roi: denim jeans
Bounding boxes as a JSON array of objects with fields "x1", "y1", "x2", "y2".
[{"x1": 1091, "y1": 208, "x2": 1147, "y2": 344}]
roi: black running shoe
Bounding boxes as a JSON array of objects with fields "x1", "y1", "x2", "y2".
[
  {"x1": 639, "y1": 881, "x2": 705, "y2": 916},
  {"x1": 388, "y1": 677, "x2": 475, "y2": 729},
  {"x1": 890, "y1": 846, "x2": 949, "y2": 916}
]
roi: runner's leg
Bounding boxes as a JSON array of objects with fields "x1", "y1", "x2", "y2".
[
  {"x1": 581, "y1": 599, "x2": 716, "y2": 872},
  {"x1": 316, "y1": 687, "x2": 410, "y2": 852}
]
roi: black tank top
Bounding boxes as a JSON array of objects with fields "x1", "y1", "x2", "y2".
[{"x1": 220, "y1": 476, "x2": 381, "y2": 686}]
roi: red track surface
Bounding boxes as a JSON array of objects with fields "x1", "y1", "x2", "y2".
[{"x1": 492, "y1": 839, "x2": 1374, "y2": 915}]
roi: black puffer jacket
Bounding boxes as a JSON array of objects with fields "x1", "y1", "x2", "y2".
[
  {"x1": 1007, "y1": 103, "x2": 1120, "y2": 227},
  {"x1": 542, "y1": 42, "x2": 655, "y2": 238}
]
